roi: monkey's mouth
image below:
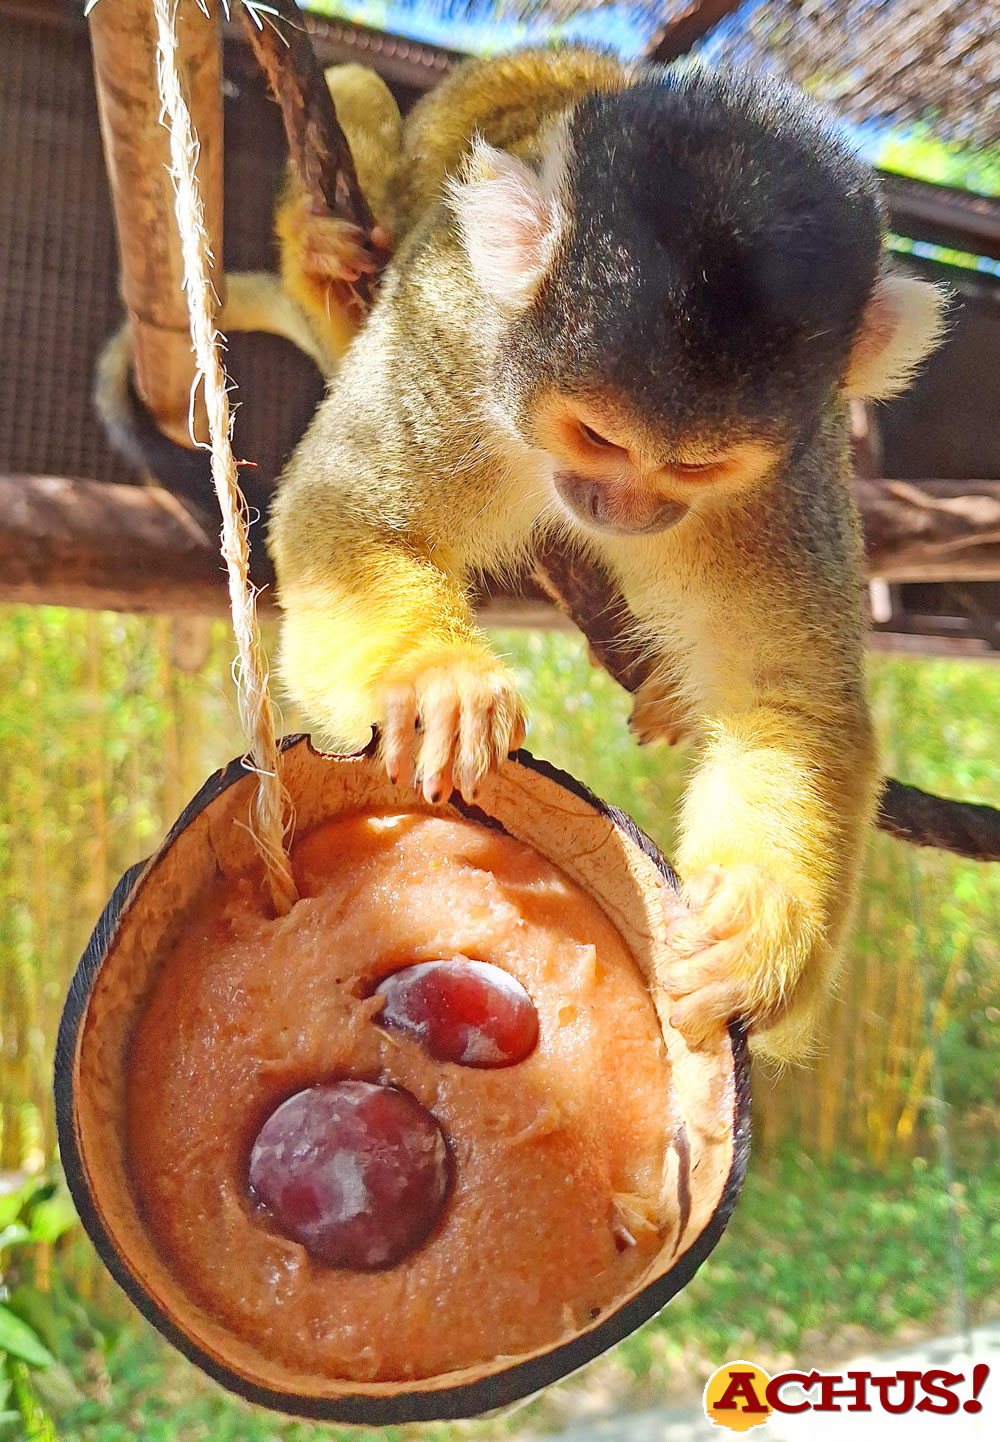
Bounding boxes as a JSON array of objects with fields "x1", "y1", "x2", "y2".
[{"x1": 553, "y1": 473, "x2": 689, "y2": 536}]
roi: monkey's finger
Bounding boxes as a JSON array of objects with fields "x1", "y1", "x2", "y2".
[
  {"x1": 486, "y1": 694, "x2": 525, "y2": 768},
  {"x1": 454, "y1": 700, "x2": 492, "y2": 802},
  {"x1": 660, "y1": 872, "x2": 693, "y2": 932},
  {"x1": 417, "y1": 690, "x2": 461, "y2": 805},
  {"x1": 304, "y1": 246, "x2": 380, "y2": 282},
  {"x1": 381, "y1": 685, "x2": 419, "y2": 790},
  {"x1": 659, "y1": 925, "x2": 742, "y2": 993},
  {"x1": 680, "y1": 865, "x2": 728, "y2": 915},
  {"x1": 668, "y1": 981, "x2": 740, "y2": 1048}
]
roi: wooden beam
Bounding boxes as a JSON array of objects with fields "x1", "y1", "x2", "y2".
[
  {"x1": 3, "y1": 475, "x2": 1000, "y2": 617},
  {"x1": 88, "y1": 0, "x2": 224, "y2": 448},
  {"x1": 880, "y1": 174, "x2": 1000, "y2": 263},
  {"x1": 868, "y1": 630, "x2": 999, "y2": 661},
  {"x1": 0, "y1": 474, "x2": 559, "y2": 623},
  {"x1": 0, "y1": 474, "x2": 230, "y2": 616}
]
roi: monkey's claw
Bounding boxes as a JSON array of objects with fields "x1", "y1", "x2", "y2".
[{"x1": 377, "y1": 648, "x2": 525, "y2": 805}]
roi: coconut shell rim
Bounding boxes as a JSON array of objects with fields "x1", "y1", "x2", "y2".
[{"x1": 54, "y1": 734, "x2": 751, "y2": 1424}]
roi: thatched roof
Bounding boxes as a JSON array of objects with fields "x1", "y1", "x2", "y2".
[
  {"x1": 699, "y1": 0, "x2": 1000, "y2": 149},
  {"x1": 307, "y1": 1, "x2": 1000, "y2": 149}
]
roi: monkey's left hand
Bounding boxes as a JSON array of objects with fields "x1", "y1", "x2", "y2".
[{"x1": 659, "y1": 864, "x2": 819, "y2": 1048}]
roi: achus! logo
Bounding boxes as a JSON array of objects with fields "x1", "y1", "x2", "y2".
[{"x1": 703, "y1": 1359, "x2": 990, "y2": 1428}]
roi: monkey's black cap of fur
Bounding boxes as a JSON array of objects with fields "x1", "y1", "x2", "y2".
[{"x1": 506, "y1": 65, "x2": 885, "y2": 440}]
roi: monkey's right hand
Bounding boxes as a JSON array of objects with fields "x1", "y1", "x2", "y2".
[{"x1": 375, "y1": 644, "x2": 526, "y2": 806}]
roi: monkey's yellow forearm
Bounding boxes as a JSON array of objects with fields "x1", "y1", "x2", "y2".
[
  {"x1": 277, "y1": 539, "x2": 491, "y2": 745},
  {"x1": 673, "y1": 704, "x2": 879, "y2": 1059}
]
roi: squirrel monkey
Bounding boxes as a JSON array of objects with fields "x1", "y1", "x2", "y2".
[
  {"x1": 269, "y1": 48, "x2": 947, "y2": 1063},
  {"x1": 93, "y1": 48, "x2": 941, "y2": 1062}
]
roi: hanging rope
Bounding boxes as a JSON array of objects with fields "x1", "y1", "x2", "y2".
[{"x1": 152, "y1": 0, "x2": 297, "y2": 915}]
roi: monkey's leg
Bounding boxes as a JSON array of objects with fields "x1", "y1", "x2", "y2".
[
  {"x1": 276, "y1": 537, "x2": 525, "y2": 805},
  {"x1": 275, "y1": 65, "x2": 401, "y2": 362},
  {"x1": 659, "y1": 707, "x2": 878, "y2": 1062}
]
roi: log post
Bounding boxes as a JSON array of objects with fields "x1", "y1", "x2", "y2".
[{"x1": 88, "y1": 0, "x2": 224, "y2": 449}]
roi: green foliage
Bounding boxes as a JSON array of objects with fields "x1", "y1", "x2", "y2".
[
  {"x1": 0, "y1": 1167, "x2": 92, "y2": 1440},
  {"x1": 621, "y1": 1143, "x2": 1000, "y2": 1383},
  {"x1": 1, "y1": 608, "x2": 999, "y2": 1436},
  {"x1": 0, "y1": 1165, "x2": 124, "y2": 1440},
  {"x1": 871, "y1": 124, "x2": 1000, "y2": 197}
]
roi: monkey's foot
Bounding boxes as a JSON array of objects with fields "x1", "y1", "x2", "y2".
[
  {"x1": 278, "y1": 195, "x2": 383, "y2": 306},
  {"x1": 376, "y1": 646, "x2": 526, "y2": 806},
  {"x1": 628, "y1": 679, "x2": 692, "y2": 747},
  {"x1": 659, "y1": 864, "x2": 815, "y2": 1048}
]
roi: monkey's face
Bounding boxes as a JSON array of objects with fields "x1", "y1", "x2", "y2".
[
  {"x1": 450, "y1": 68, "x2": 944, "y2": 533},
  {"x1": 529, "y1": 392, "x2": 779, "y2": 536}
]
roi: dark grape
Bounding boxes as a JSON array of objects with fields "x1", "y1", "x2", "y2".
[
  {"x1": 375, "y1": 960, "x2": 538, "y2": 1067},
  {"x1": 248, "y1": 1081, "x2": 449, "y2": 1269}
]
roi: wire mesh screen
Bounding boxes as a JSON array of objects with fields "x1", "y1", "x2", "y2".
[
  {"x1": 0, "y1": 9, "x2": 326, "y2": 505},
  {"x1": 0, "y1": 11, "x2": 132, "y2": 485}
]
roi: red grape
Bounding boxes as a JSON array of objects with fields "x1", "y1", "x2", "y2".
[
  {"x1": 375, "y1": 960, "x2": 538, "y2": 1067},
  {"x1": 248, "y1": 1081, "x2": 449, "y2": 1269}
]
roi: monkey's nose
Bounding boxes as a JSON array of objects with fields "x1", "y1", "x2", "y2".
[{"x1": 555, "y1": 474, "x2": 688, "y2": 535}]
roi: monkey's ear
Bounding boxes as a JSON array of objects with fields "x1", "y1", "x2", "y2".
[
  {"x1": 446, "y1": 132, "x2": 567, "y2": 309},
  {"x1": 844, "y1": 267, "x2": 948, "y2": 401}
]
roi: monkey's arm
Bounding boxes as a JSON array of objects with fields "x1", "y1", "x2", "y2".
[
  {"x1": 268, "y1": 236, "x2": 529, "y2": 803},
  {"x1": 665, "y1": 694, "x2": 878, "y2": 1062},
  {"x1": 623, "y1": 462, "x2": 881, "y2": 1064},
  {"x1": 271, "y1": 517, "x2": 524, "y2": 803}
]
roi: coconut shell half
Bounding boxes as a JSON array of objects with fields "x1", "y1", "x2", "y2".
[{"x1": 55, "y1": 735, "x2": 750, "y2": 1423}]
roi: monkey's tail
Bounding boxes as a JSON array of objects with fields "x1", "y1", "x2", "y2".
[
  {"x1": 94, "y1": 271, "x2": 336, "y2": 507},
  {"x1": 94, "y1": 324, "x2": 215, "y2": 509}
]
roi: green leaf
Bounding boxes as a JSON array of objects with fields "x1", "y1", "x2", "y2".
[
  {"x1": 8, "y1": 1360, "x2": 57, "y2": 1442},
  {"x1": 6, "y1": 1284, "x2": 93, "y2": 1370},
  {"x1": 0, "y1": 1305, "x2": 55, "y2": 1369},
  {"x1": 0, "y1": 1176, "x2": 39, "y2": 1231},
  {"x1": 0, "y1": 1225, "x2": 31, "y2": 1252},
  {"x1": 26, "y1": 1192, "x2": 77, "y2": 1245}
]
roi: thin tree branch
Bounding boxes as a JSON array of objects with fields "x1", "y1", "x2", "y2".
[
  {"x1": 646, "y1": 0, "x2": 745, "y2": 64},
  {"x1": 237, "y1": 0, "x2": 387, "y2": 304}
]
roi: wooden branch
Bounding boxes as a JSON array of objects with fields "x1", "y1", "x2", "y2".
[
  {"x1": 858, "y1": 479, "x2": 1000, "y2": 582},
  {"x1": 5, "y1": 474, "x2": 1000, "y2": 609},
  {"x1": 88, "y1": 0, "x2": 224, "y2": 448},
  {"x1": 646, "y1": 0, "x2": 744, "y2": 63},
  {"x1": 0, "y1": 474, "x2": 552, "y2": 622},
  {"x1": 237, "y1": 0, "x2": 387, "y2": 305},
  {"x1": 879, "y1": 173, "x2": 1000, "y2": 263},
  {"x1": 4, "y1": 472, "x2": 998, "y2": 860},
  {"x1": 0, "y1": 474, "x2": 231, "y2": 616}
]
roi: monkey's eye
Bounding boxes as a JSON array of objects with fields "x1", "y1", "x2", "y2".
[
  {"x1": 577, "y1": 422, "x2": 619, "y2": 451},
  {"x1": 671, "y1": 461, "x2": 718, "y2": 476}
]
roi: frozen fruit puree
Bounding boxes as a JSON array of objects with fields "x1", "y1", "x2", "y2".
[{"x1": 127, "y1": 811, "x2": 673, "y2": 1382}]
